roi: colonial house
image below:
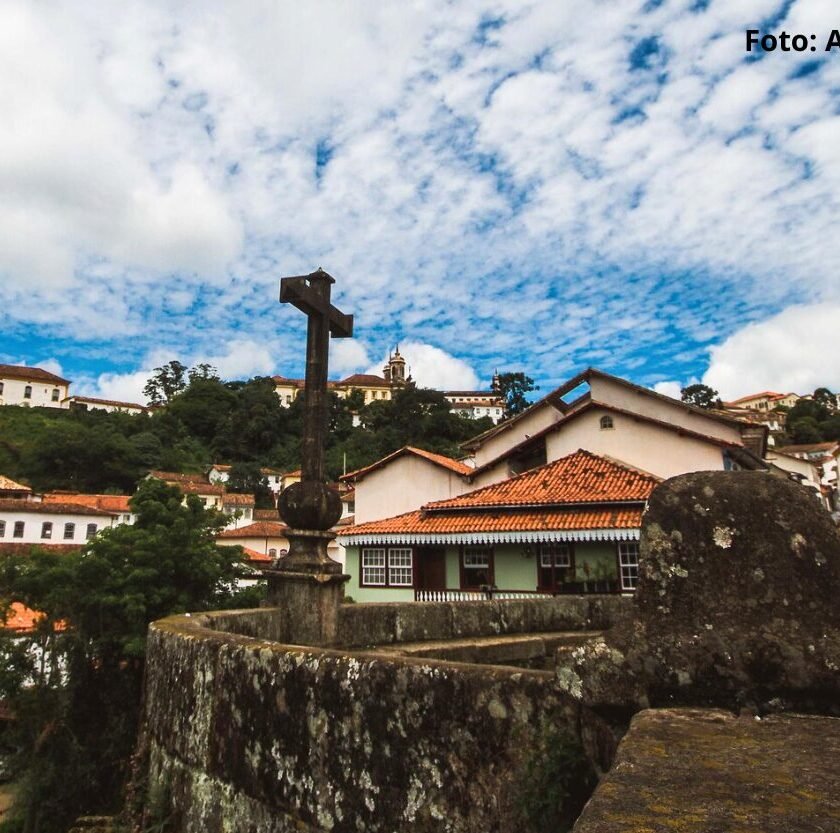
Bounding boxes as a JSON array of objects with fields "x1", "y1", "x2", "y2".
[
  {"x1": 443, "y1": 391, "x2": 505, "y2": 423},
  {"x1": 338, "y1": 450, "x2": 658, "y2": 603},
  {"x1": 0, "y1": 364, "x2": 71, "y2": 409},
  {"x1": 763, "y1": 449, "x2": 827, "y2": 507},
  {"x1": 343, "y1": 369, "x2": 769, "y2": 530},
  {"x1": 42, "y1": 492, "x2": 135, "y2": 525},
  {"x1": 67, "y1": 395, "x2": 148, "y2": 415},
  {"x1": 216, "y1": 521, "x2": 292, "y2": 561},
  {"x1": 221, "y1": 493, "x2": 256, "y2": 528},
  {"x1": 774, "y1": 442, "x2": 839, "y2": 509},
  {"x1": 0, "y1": 476, "x2": 33, "y2": 501},
  {"x1": 725, "y1": 391, "x2": 800, "y2": 411},
  {"x1": 341, "y1": 446, "x2": 474, "y2": 523},
  {"x1": 0, "y1": 499, "x2": 117, "y2": 546},
  {"x1": 460, "y1": 368, "x2": 768, "y2": 488},
  {"x1": 208, "y1": 464, "x2": 294, "y2": 501}
]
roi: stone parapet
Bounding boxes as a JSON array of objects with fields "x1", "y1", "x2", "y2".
[{"x1": 137, "y1": 610, "x2": 614, "y2": 833}]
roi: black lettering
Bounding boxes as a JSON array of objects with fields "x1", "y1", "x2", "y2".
[
  {"x1": 791, "y1": 34, "x2": 807, "y2": 51},
  {"x1": 779, "y1": 31, "x2": 791, "y2": 50},
  {"x1": 826, "y1": 30, "x2": 840, "y2": 51},
  {"x1": 746, "y1": 29, "x2": 760, "y2": 51},
  {"x1": 761, "y1": 34, "x2": 777, "y2": 51}
]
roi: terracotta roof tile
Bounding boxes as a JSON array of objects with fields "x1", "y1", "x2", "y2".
[
  {"x1": 0, "y1": 542, "x2": 83, "y2": 556},
  {"x1": 43, "y1": 493, "x2": 132, "y2": 513},
  {"x1": 0, "y1": 363, "x2": 70, "y2": 385},
  {"x1": 342, "y1": 446, "x2": 472, "y2": 482},
  {"x1": 70, "y1": 395, "x2": 147, "y2": 410},
  {"x1": 241, "y1": 546, "x2": 272, "y2": 564},
  {"x1": 253, "y1": 508, "x2": 281, "y2": 521},
  {"x1": 437, "y1": 450, "x2": 658, "y2": 509},
  {"x1": 217, "y1": 521, "x2": 289, "y2": 539},
  {"x1": 148, "y1": 470, "x2": 209, "y2": 484},
  {"x1": 341, "y1": 507, "x2": 643, "y2": 537},
  {"x1": 339, "y1": 373, "x2": 390, "y2": 387},
  {"x1": 222, "y1": 493, "x2": 256, "y2": 506},
  {"x1": 0, "y1": 499, "x2": 114, "y2": 516}
]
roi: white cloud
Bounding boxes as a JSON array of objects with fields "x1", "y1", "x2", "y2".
[
  {"x1": 202, "y1": 339, "x2": 275, "y2": 379},
  {"x1": 367, "y1": 342, "x2": 480, "y2": 391},
  {"x1": 703, "y1": 303, "x2": 840, "y2": 400},
  {"x1": 652, "y1": 380, "x2": 682, "y2": 401},
  {"x1": 1, "y1": 0, "x2": 838, "y2": 394},
  {"x1": 330, "y1": 339, "x2": 371, "y2": 378}
]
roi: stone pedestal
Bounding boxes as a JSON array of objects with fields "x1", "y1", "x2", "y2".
[
  {"x1": 264, "y1": 527, "x2": 348, "y2": 647},
  {"x1": 264, "y1": 568, "x2": 349, "y2": 647}
]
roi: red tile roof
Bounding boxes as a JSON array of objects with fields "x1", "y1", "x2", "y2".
[
  {"x1": 148, "y1": 470, "x2": 208, "y2": 484},
  {"x1": 342, "y1": 446, "x2": 472, "y2": 482},
  {"x1": 217, "y1": 521, "x2": 289, "y2": 539},
  {"x1": 342, "y1": 507, "x2": 643, "y2": 537},
  {"x1": 0, "y1": 364, "x2": 70, "y2": 385},
  {"x1": 43, "y1": 493, "x2": 132, "y2": 513},
  {"x1": 0, "y1": 543, "x2": 83, "y2": 556},
  {"x1": 179, "y1": 483, "x2": 225, "y2": 496},
  {"x1": 0, "y1": 499, "x2": 114, "y2": 516},
  {"x1": 223, "y1": 493, "x2": 256, "y2": 506},
  {"x1": 253, "y1": 508, "x2": 281, "y2": 521},
  {"x1": 339, "y1": 373, "x2": 390, "y2": 387},
  {"x1": 3, "y1": 602, "x2": 45, "y2": 632},
  {"x1": 439, "y1": 450, "x2": 658, "y2": 509},
  {"x1": 71, "y1": 395, "x2": 147, "y2": 410},
  {"x1": 241, "y1": 546, "x2": 272, "y2": 564}
]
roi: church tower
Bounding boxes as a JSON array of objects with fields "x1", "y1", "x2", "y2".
[{"x1": 387, "y1": 346, "x2": 407, "y2": 386}]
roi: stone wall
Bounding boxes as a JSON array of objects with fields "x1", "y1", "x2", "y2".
[
  {"x1": 203, "y1": 594, "x2": 630, "y2": 648},
  {"x1": 138, "y1": 605, "x2": 616, "y2": 833}
]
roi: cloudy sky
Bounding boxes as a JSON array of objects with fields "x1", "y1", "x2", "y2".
[{"x1": 1, "y1": 0, "x2": 838, "y2": 403}]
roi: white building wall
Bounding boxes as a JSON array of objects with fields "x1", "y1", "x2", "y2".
[
  {"x1": 354, "y1": 456, "x2": 471, "y2": 524},
  {"x1": 469, "y1": 404, "x2": 563, "y2": 467},
  {"x1": 0, "y1": 508, "x2": 115, "y2": 544},
  {"x1": 0, "y1": 377, "x2": 69, "y2": 409},
  {"x1": 590, "y1": 376, "x2": 743, "y2": 445}
]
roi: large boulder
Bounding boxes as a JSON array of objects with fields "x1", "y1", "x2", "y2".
[{"x1": 557, "y1": 471, "x2": 840, "y2": 715}]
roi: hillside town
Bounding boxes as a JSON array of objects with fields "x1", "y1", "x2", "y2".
[{"x1": 2, "y1": 361, "x2": 838, "y2": 618}]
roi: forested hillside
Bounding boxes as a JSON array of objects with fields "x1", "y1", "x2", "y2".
[{"x1": 0, "y1": 371, "x2": 494, "y2": 493}]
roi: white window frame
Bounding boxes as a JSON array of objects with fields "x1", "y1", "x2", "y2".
[
  {"x1": 387, "y1": 548, "x2": 413, "y2": 587},
  {"x1": 618, "y1": 542, "x2": 640, "y2": 591},
  {"x1": 42, "y1": 521, "x2": 53, "y2": 539},
  {"x1": 361, "y1": 547, "x2": 387, "y2": 586},
  {"x1": 463, "y1": 546, "x2": 490, "y2": 569}
]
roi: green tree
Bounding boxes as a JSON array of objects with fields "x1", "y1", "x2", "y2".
[
  {"x1": 0, "y1": 480, "x2": 246, "y2": 833},
  {"x1": 497, "y1": 372, "x2": 539, "y2": 417},
  {"x1": 142, "y1": 360, "x2": 188, "y2": 406},
  {"x1": 167, "y1": 376, "x2": 237, "y2": 447},
  {"x1": 788, "y1": 416, "x2": 823, "y2": 444},
  {"x1": 226, "y1": 461, "x2": 274, "y2": 508},
  {"x1": 813, "y1": 387, "x2": 836, "y2": 411},
  {"x1": 680, "y1": 383, "x2": 721, "y2": 409}
]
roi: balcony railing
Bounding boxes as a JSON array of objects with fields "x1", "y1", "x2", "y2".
[{"x1": 414, "y1": 588, "x2": 553, "y2": 602}]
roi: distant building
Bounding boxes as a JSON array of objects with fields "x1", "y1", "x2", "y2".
[
  {"x1": 0, "y1": 498, "x2": 117, "y2": 546},
  {"x1": 0, "y1": 364, "x2": 71, "y2": 409},
  {"x1": 272, "y1": 348, "x2": 505, "y2": 421},
  {"x1": 68, "y1": 395, "x2": 148, "y2": 415},
  {"x1": 725, "y1": 391, "x2": 800, "y2": 412},
  {"x1": 0, "y1": 475, "x2": 33, "y2": 501}
]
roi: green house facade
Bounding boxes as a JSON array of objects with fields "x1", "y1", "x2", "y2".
[{"x1": 338, "y1": 449, "x2": 657, "y2": 603}]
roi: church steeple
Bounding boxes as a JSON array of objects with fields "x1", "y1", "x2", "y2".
[
  {"x1": 388, "y1": 345, "x2": 407, "y2": 386},
  {"x1": 491, "y1": 368, "x2": 501, "y2": 393}
]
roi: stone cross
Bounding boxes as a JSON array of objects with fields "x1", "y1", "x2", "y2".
[{"x1": 279, "y1": 268, "x2": 353, "y2": 485}]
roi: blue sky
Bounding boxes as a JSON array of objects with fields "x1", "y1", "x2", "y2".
[{"x1": 0, "y1": 0, "x2": 838, "y2": 403}]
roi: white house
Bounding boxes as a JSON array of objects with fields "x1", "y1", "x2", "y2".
[
  {"x1": 0, "y1": 364, "x2": 71, "y2": 409},
  {"x1": 343, "y1": 368, "x2": 772, "y2": 529},
  {"x1": 67, "y1": 395, "x2": 148, "y2": 415},
  {"x1": 341, "y1": 446, "x2": 474, "y2": 524},
  {"x1": 0, "y1": 499, "x2": 117, "y2": 546}
]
